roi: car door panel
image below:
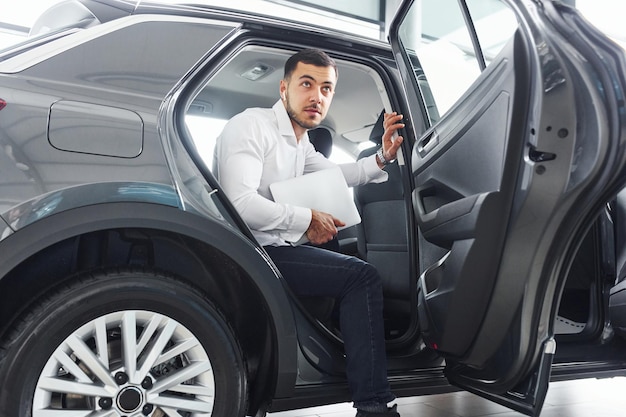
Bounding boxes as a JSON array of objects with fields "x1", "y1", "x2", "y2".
[
  {"x1": 390, "y1": 0, "x2": 626, "y2": 415},
  {"x1": 412, "y1": 41, "x2": 519, "y2": 358}
]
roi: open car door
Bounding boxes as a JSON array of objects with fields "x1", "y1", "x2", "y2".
[{"x1": 389, "y1": 0, "x2": 626, "y2": 415}]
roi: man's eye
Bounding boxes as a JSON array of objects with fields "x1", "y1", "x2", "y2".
[{"x1": 302, "y1": 81, "x2": 311, "y2": 87}]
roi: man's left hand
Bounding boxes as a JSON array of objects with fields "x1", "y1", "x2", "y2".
[{"x1": 377, "y1": 112, "x2": 404, "y2": 168}]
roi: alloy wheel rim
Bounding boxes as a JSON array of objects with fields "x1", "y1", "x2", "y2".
[{"x1": 32, "y1": 310, "x2": 215, "y2": 416}]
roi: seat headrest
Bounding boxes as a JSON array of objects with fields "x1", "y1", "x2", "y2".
[
  {"x1": 368, "y1": 111, "x2": 385, "y2": 146},
  {"x1": 308, "y1": 127, "x2": 333, "y2": 158}
]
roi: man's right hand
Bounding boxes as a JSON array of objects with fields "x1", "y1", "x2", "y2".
[{"x1": 306, "y1": 209, "x2": 346, "y2": 245}]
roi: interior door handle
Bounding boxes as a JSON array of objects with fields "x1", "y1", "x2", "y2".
[
  {"x1": 413, "y1": 185, "x2": 484, "y2": 248},
  {"x1": 417, "y1": 130, "x2": 439, "y2": 157},
  {"x1": 413, "y1": 188, "x2": 478, "y2": 232}
]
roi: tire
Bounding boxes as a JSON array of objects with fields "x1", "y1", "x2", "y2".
[{"x1": 0, "y1": 268, "x2": 247, "y2": 417}]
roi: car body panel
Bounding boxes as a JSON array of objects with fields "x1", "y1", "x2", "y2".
[
  {"x1": 0, "y1": 15, "x2": 238, "y2": 222},
  {"x1": 0, "y1": 216, "x2": 11, "y2": 239},
  {"x1": 0, "y1": 182, "x2": 179, "y2": 238}
]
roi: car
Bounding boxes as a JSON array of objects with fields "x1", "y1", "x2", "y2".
[{"x1": 0, "y1": 0, "x2": 625, "y2": 416}]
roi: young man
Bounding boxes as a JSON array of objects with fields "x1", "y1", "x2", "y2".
[{"x1": 215, "y1": 48, "x2": 404, "y2": 416}]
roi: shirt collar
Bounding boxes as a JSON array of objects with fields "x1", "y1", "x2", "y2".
[{"x1": 272, "y1": 100, "x2": 299, "y2": 140}]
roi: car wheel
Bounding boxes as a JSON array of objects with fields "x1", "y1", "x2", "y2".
[{"x1": 0, "y1": 268, "x2": 247, "y2": 416}]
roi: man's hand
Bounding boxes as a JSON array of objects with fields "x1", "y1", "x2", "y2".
[
  {"x1": 377, "y1": 112, "x2": 405, "y2": 168},
  {"x1": 306, "y1": 209, "x2": 346, "y2": 245}
]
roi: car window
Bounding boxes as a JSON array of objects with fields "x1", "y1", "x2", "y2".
[
  {"x1": 329, "y1": 146, "x2": 359, "y2": 164},
  {"x1": 184, "y1": 45, "x2": 388, "y2": 173},
  {"x1": 185, "y1": 115, "x2": 227, "y2": 168},
  {"x1": 397, "y1": 0, "x2": 517, "y2": 120},
  {"x1": 466, "y1": 0, "x2": 517, "y2": 64},
  {"x1": 185, "y1": 116, "x2": 360, "y2": 166}
]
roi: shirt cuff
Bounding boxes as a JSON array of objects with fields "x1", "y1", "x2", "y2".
[
  {"x1": 280, "y1": 206, "x2": 312, "y2": 243},
  {"x1": 366, "y1": 153, "x2": 388, "y2": 183}
]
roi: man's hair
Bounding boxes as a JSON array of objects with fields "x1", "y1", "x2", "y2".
[{"x1": 284, "y1": 48, "x2": 337, "y2": 80}]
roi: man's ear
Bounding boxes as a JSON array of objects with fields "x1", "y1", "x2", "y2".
[{"x1": 279, "y1": 79, "x2": 287, "y2": 100}]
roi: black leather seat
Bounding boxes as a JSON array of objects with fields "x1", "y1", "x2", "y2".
[
  {"x1": 301, "y1": 126, "x2": 338, "y2": 324},
  {"x1": 354, "y1": 112, "x2": 410, "y2": 316},
  {"x1": 308, "y1": 126, "x2": 360, "y2": 254},
  {"x1": 308, "y1": 127, "x2": 333, "y2": 158}
]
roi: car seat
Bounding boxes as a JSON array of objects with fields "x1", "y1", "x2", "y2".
[
  {"x1": 354, "y1": 112, "x2": 411, "y2": 327},
  {"x1": 308, "y1": 127, "x2": 333, "y2": 158}
]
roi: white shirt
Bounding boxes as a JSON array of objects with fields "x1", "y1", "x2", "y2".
[{"x1": 215, "y1": 100, "x2": 387, "y2": 246}]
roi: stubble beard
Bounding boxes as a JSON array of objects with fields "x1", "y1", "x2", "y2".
[{"x1": 285, "y1": 95, "x2": 322, "y2": 130}]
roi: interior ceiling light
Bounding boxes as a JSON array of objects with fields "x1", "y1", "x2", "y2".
[{"x1": 240, "y1": 63, "x2": 274, "y2": 81}]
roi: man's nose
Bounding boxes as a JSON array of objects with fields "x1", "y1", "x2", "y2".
[{"x1": 310, "y1": 89, "x2": 323, "y2": 103}]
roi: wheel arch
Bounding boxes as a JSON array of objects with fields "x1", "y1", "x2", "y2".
[{"x1": 0, "y1": 201, "x2": 298, "y2": 409}]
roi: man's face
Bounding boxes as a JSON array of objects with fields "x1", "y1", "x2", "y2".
[{"x1": 280, "y1": 62, "x2": 336, "y2": 135}]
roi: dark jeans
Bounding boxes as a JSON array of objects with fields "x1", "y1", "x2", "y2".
[{"x1": 264, "y1": 244, "x2": 395, "y2": 409}]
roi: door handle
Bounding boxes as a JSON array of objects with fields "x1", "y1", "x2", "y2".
[
  {"x1": 413, "y1": 184, "x2": 484, "y2": 248},
  {"x1": 417, "y1": 130, "x2": 439, "y2": 157}
]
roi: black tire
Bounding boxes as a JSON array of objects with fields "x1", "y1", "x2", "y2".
[{"x1": 0, "y1": 268, "x2": 247, "y2": 417}]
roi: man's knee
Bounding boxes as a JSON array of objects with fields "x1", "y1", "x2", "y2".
[{"x1": 349, "y1": 258, "x2": 383, "y2": 291}]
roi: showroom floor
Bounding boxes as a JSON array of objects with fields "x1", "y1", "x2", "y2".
[{"x1": 268, "y1": 377, "x2": 626, "y2": 417}]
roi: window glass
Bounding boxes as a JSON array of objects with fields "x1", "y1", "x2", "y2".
[
  {"x1": 397, "y1": 0, "x2": 516, "y2": 119},
  {"x1": 328, "y1": 146, "x2": 357, "y2": 164},
  {"x1": 466, "y1": 0, "x2": 517, "y2": 65},
  {"x1": 398, "y1": 0, "x2": 480, "y2": 118},
  {"x1": 185, "y1": 115, "x2": 227, "y2": 168}
]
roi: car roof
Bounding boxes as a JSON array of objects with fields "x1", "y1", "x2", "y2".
[
  {"x1": 60, "y1": 0, "x2": 388, "y2": 46},
  {"x1": 137, "y1": 0, "x2": 384, "y2": 39}
]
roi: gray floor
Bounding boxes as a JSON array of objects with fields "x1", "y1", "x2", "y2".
[{"x1": 268, "y1": 377, "x2": 626, "y2": 417}]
